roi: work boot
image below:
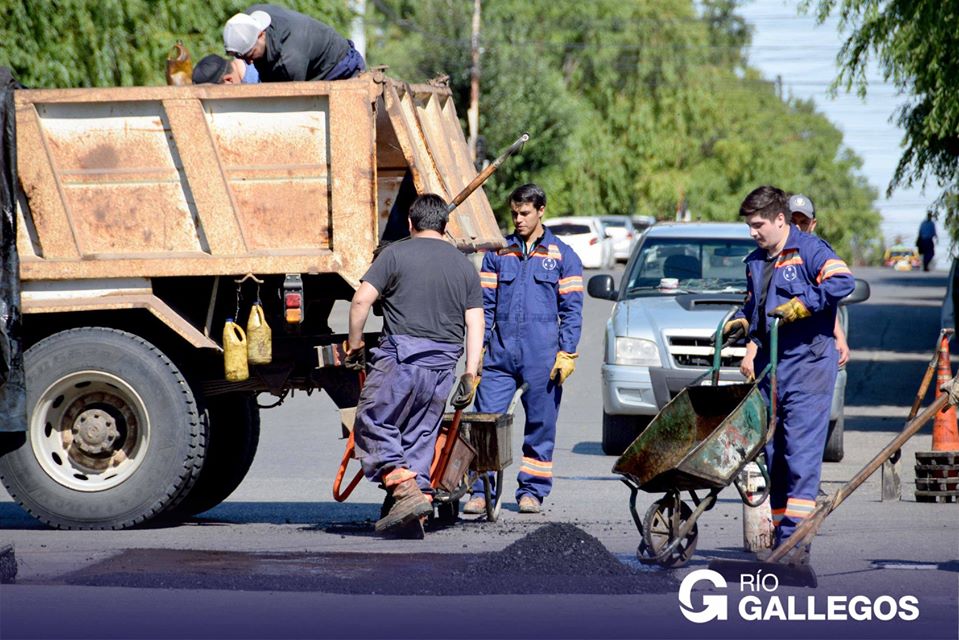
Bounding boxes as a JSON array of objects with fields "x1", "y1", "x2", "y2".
[
  {"x1": 463, "y1": 495, "x2": 487, "y2": 514},
  {"x1": 375, "y1": 477, "x2": 432, "y2": 535},
  {"x1": 518, "y1": 495, "x2": 542, "y2": 514}
]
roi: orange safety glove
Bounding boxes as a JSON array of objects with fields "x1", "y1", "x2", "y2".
[
  {"x1": 550, "y1": 351, "x2": 578, "y2": 385},
  {"x1": 771, "y1": 297, "x2": 811, "y2": 324},
  {"x1": 722, "y1": 317, "x2": 749, "y2": 342}
]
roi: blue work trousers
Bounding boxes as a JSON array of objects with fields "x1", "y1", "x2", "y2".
[
  {"x1": 758, "y1": 336, "x2": 837, "y2": 545},
  {"x1": 352, "y1": 335, "x2": 460, "y2": 493},
  {"x1": 471, "y1": 320, "x2": 562, "y2": 502}
]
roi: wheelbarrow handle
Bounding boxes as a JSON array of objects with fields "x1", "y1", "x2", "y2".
[{"x1": 507, "y1": 383, "x2": 529, "y2": 416}]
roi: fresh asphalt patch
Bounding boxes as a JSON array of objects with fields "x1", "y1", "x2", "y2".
[{"x1": 52, "y1": 524, "x2": 677, "y2": 595}]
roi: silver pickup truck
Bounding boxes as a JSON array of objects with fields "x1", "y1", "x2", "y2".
[{"x1": 587, "y1": 222, "x2": 870, "y2": 458}]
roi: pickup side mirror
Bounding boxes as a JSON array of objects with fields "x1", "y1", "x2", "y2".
[
  {"x1": 840, "y1": 278, "x2": 870, "y2": 306},
  {"x1": 587, "y1": 274, "x2": 617, "y2": 300}
]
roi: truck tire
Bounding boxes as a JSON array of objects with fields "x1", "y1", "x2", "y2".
[
  {"x1": 172, "y1": 393, "x2": 260, "y2": 516},
  {"x1": 0, "y1": 328, "x2": 204, "y2": 529},
  {"x1": 602, "y1": 412, "x2": 649, "y2": 456},
  {"x1": 823, "y1": 416, "x2": 844, "y2": 463}
]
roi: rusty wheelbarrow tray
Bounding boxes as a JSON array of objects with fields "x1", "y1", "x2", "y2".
[
  {"x1": 432, "y1": 383, "x2": 527, "y2": 524},
  {"x1": 613, "y1": 313, "x2": 780, "y2": 568}
]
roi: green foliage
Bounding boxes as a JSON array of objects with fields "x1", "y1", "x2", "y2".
[
  {"x1": 0, "y1": 1, "x2": 352, "y2": 88},
  {"x1": 369, "y1": 0, "x2": 880, "y2": 261},
  {"x1": 806, "y1": 0, "x2": 959, "y2": 240}
]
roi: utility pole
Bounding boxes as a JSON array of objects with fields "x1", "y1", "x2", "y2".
[
  {"x1": 467, "y1": 0, "x2": 481, "y2": 163},
  {"x1": 350, "y1": 0, "x2": 367, "y2": 61}
]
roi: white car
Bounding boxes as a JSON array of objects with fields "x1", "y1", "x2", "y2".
[
  {"x1": 545, "y1": 216, "x2": 614, "y2": 269},
  {"x1": 599, "y1": 216, "x2": 638, "y2": 262}
]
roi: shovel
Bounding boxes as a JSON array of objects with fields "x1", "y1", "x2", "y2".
[{"x1": 709, "y1": 389, "x2": 952, "y2": 588}]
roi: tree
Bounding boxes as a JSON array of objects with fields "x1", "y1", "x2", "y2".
[
  {"x1": 369, "y1": 0, "x2": 880, "y2": 260},
  {"x1": 807, "y1": 0, "x2": 959, "y2": 235}
]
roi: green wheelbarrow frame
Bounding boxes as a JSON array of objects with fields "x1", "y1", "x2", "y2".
[{"x1": 613, "y1": 310, "x2": 780, "y2": 567}]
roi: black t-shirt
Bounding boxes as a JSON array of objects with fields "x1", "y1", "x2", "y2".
[
  {"x1": 361, "y1": 237, "x2": 483, "y2": 344},
  {"x1": 249, "y1": 4, "x2": 351, "y2": 81}
]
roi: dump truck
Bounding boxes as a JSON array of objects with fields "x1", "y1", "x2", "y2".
[{"x1": 0, "y1": 70, "x2": 505, "y2": 529}]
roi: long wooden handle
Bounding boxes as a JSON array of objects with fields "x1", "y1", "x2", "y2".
[
  {"x1": 770, "y1": 392, "x2": 950, "y2": 562},
  {"x1": 447, "y1": 133, "x2": 529, "y2": 212}
]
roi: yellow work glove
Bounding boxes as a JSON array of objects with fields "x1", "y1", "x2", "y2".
[
  {"x1": 550, "y1": 351, "x2": 578, "y2": 385},
  {"x1": 771, "y1": 297, "x2": 811, "y2": 324},
  {"x1": 722, "y1": 317, "x2": 749, "y2": 342}
]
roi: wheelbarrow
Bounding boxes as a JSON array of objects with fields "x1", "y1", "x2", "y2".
[
  {"x1": 434, "y1": 383, "x2": 527, "y2": 523},
  {"x1": 614, "y1": 313, "x2": 779, "y2": 567}
]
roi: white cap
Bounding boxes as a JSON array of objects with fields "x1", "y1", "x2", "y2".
[{"x1": 223, "y1": 10, "x2": 271, "y2": 56}]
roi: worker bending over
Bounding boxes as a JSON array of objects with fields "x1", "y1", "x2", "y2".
[
  {"x1": 727, "y1": 185, "x2": 854, "y2": 562},
  {"x1": 223, "y1": 4, "x2": 365, "y2": 82},
  {"x1": 346, "y1": 194, "x2": 483, "y2": 538}
]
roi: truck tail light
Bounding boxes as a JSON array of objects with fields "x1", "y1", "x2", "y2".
[
  {"x1": 283, "y1": 274, "x2": 304, "y2": 325},
  {"x1": 589, "y1": 237, "x2": 599, "y2": 245}
]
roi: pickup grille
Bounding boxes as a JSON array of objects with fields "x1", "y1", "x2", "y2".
[{"x1": 667, "y1": 335, "x2": 745, "y2": 368}]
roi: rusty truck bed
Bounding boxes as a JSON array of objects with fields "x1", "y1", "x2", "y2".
[{"x1": 14, "y1": 71, "x2": 504, "y2": 288}]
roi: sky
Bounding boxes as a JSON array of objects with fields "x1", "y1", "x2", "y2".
[{"x1": 739, "y1": 0, "x2": 947, "y2": 264}]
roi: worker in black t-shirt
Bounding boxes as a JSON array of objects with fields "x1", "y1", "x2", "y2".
[{"x1": 345, "y1": 194, "x2": 484, "y2": 538}]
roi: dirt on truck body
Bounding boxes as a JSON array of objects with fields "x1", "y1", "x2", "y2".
[{"x1": 0, "y1": 70, "x2": 505, "y2": 530}]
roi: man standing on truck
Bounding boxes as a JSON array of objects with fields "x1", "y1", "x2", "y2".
[
  {"x1": 223, "y1": 5, "x2": 365, "y2": 82},
  {"x1": 731, "y1": 185, "x2": 854, "y2": 561},
  {"x1": 463, "y1": 184, "x2": 584, "y2": 515},
  {"x1": 345, "y1": 194, "x2": 484, "y2": 538}
]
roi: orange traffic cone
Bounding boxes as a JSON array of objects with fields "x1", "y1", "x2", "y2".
[{"x1": 933, "y1": 336, "x2": 959, "y2": 451}]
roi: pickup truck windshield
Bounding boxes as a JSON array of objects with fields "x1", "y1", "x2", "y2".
[{"x1": 624, "y1": 237, "x2": 754, "y2": 297}]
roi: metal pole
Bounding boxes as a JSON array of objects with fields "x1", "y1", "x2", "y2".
[{"x1": 467, "y1": 0, "x2": 481, "y2": 162}]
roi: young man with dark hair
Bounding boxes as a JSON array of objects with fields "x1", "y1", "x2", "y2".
[
  {"x1": 223, "y1": 4, "x2": 365, "y2": 82},
  {"x1": 732, "y1": 185, "x2": 854, "y2": 561},
  {"x1": 191, "y1": 54, "x2": 260, "y2": 85},
  {"x1": 346, "y1": 193, "x2": 484, "y2": 538},
  {"x1": 464, "y1": 183, "x2": 584, "y2": 515}
]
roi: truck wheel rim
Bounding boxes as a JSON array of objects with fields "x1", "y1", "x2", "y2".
[{"x1": 31, "y1": 371, "x2": 151, "y2": 492}]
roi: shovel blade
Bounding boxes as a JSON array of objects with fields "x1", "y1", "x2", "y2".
[{"x1": 707, "y1": 559, "x2": 818, "y2": 589}]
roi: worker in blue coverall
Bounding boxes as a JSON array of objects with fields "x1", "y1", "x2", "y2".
[
  {"x1": 723, "y1": 185, "x2": 854, "y2": 562},
  {"x1": 463, "y1": 184, "x2": 584, "y2": 515}
]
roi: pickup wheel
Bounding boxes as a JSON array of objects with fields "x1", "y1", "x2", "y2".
[
  {"x1": 172, "y1": 393, "x2": 260, "y2": 516},
  {"x1": 0, "y1": 328, "x2": 203, "y2": 529},
  {"x1": 823, "y1": 416, "x2": 844, "y2": 462},
  {"x1": 602, "y1": 412, "x2": 650, "y2": 456}
]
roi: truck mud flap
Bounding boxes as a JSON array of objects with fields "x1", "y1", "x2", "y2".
[{"x1": 0, "y1": 68, "x2": 25, "y2": 432}]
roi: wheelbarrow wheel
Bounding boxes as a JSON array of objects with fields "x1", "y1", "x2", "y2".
[{"x1": 638, "y1": 496, "x2": 698, "y2": 568}]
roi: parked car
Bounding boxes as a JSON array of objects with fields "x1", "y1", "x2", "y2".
[
  {"x1": 883, "y1": 244, "x2": 921, "y2": 271},
  {"x1": 599, "y1": 216, "x2": 638, "y2": 262},
  {"x1": 545, "y1": 216, "x2": 615, "y2": 269},
  {"x1": 587, "y1": 222, "x2": 871, "y2": 459}
]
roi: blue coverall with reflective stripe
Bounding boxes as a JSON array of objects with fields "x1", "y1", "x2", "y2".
[
  {"x1": 742, "y1": 225, "x2": 854, "y2": 544},
  {"x1": 471, "y1": 227, "x2": 584, "y2": 501}
]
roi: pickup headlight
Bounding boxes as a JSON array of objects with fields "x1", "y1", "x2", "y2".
[{"x1": 614, "y1": 337, "x2": 661, "y2": 366}]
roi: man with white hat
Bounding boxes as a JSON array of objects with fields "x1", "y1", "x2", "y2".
[{"x1": 223, "y1": 4, "x2": 365, "y2": 82}]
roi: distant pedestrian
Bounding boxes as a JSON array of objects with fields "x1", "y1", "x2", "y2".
[{"x1": 917, "y1": 213, "x2": 937, "y2": 271}]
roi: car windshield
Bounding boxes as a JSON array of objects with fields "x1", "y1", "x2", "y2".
[
  {"x1": 623, "y1": 237, "x2": 754, "y2": 297},
  {"x1": 548, "y1": 223, "x2": 592, "y2": 236},
  {"x1": 602, "y1": 219, "x2": 626, "y2": 227}
]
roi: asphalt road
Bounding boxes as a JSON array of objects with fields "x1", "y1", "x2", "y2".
[{"x1": 1, "y1": 265, "x2": 957, "y2": 639}]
